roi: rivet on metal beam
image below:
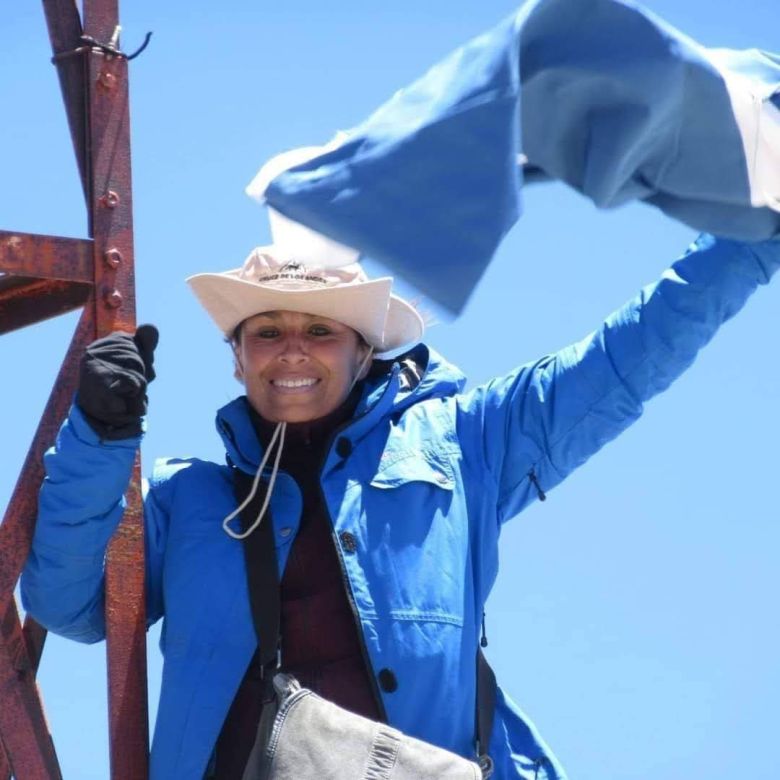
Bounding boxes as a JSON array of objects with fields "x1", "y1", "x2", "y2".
[
  {"x1": 99, "y1": 191, "x2": 120, "y2": 209},
  {"x1": 104, "y1": 290, "x2": 123, "y2": 309},
  {"x1": 98, "y1": 70, "x2": 117, "y2": 90},
  {"x1": 104, "y1": 248, "x2": 123, "y2": 268}
]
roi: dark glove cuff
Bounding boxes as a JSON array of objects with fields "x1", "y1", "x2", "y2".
[{"x1": 76, "y1": 399, "x2": 144, "y2": 441}]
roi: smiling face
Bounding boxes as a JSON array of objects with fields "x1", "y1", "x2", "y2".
[{"x1": 233, "y1": 310, "x2": 372, "y2": 423}]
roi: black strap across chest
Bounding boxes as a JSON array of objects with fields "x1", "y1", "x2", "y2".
[{"x1": 233, "y1": 468, "x2": 281, "y2": 672}]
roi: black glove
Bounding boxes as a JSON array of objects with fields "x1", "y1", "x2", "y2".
[{"x1": 76, "y1": 324, "x2": 159, "y2": 440}]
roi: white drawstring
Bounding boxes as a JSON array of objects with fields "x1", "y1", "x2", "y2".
[
  {"x1": 222, "y1": 420, "x2": 287, "y2": 540},
  {"x1": 222, "y1": 347, "x2": 373, "y2": 540}
]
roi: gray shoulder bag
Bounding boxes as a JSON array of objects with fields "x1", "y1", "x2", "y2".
[{"x1": 234, "y1": 468, "x2": 495, "y2": 780}]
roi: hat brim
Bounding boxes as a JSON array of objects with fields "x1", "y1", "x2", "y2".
[{"x1": 187, "y1": 273, "x2": 424, "y2": 355}]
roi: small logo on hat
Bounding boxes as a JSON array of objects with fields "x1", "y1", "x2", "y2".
[
  {"x1": 278, "y1": 261, "x2": 308, "y2": 281},
  {"x1": 260, "y1": 260, "x2": 327, "y2": 286}
]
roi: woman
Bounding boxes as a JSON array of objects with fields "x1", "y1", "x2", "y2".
[{"x1": 20, "y1": 217, "x2": 780, "y2": 777}]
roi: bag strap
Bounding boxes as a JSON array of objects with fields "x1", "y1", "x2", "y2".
[
  {"x1": 232, "y1": 466, "x2": 497, "y2": 771},
  {"x1": 476, "y1": 648, "x2": 497, "y2": 775},
  {"x1": 233, "y1": 467, "x2": 281, "y2": 672}
]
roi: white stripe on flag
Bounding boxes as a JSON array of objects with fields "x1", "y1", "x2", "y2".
[{"x1": 708, "y1": 49, "x2": 780, "y2": 213}]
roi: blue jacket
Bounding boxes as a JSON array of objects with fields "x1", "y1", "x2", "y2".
[{"x1": 21, "y1": 235, "x2": 780, "y2": 779}]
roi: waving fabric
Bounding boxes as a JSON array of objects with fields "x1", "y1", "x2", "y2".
[{"x1": 261, "y1": 0, "x2": 780, "y2": 312}]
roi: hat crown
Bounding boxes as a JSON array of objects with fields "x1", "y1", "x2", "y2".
[
  {"x1": 237, "y1": 249, "x2": 368, "y2": 292},
  {"x1": 186, "y1": 200, "x2": 424, "y2": 354}
]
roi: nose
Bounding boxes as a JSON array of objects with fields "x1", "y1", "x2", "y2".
[{"x1": 278, "y1": 333, "x2": 309, "y2": 364}]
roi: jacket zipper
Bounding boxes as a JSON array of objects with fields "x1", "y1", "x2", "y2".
[
  {"x1": 311, "y1": 375, "x2": 407, "y2": 724},
  {"x1": 321, "y1": 490, "x2": 389, "y2": 722},
  {"x1": 316, "y1": 420, "x2": 389, "y2": 723}
]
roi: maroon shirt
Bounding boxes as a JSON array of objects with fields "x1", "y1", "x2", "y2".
[{"x1": 214, "y1": 394, "x2": 380, "y2": 778}]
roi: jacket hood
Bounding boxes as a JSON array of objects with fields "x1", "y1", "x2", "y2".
[
  {"x1": 215, "y1": 343, "x2": 466, "y2": 472},
  {"x1": 360, "y1": 343, "x2": 466, "y2": 413}
]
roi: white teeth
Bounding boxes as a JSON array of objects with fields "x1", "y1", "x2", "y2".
[{"x1": 272, "y1": 378, "x2": 318, "y2": 388}]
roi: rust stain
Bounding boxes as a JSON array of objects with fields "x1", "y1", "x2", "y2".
[{"x1": 0, "y1": 231, "x2": 94, "y2": 282}]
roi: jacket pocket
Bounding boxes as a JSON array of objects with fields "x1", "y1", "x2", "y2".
[
  {"x1": 362, "y1": 447, "x2": 467, "y2": 626},
  {"x1": 369, "y1": 448, "x2": 456, "y2": 491}
]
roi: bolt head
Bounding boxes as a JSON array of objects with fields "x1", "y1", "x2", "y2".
[
  {"x1": 98, "y1": 71, "x2": 116, "y2": 88},
  {"x1": 104, "y1": 290, "x2": 123, "y2": 309},
  {"x1": 99, "y1": 190, "x2": 120, "y2": 209},
  {"x1": 104, "y1": 248, "x2": 122, "y2": 268}
]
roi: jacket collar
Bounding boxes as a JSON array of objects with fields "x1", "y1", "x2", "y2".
[{"x1": 214, "y1": 342, "x2": 465, "y2": 472}]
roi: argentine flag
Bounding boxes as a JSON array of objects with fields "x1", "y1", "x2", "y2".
[{"x1": 251, "y1": 0, "x2": 780, "y2": 313}]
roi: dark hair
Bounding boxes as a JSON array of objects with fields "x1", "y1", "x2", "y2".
[{"x1": 227, "y1": 321, "x2": 243, "y2": 346}]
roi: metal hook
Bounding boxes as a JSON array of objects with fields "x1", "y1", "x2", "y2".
[
  {"x1": 125, "y1": 31, "x2": 153, "y2": 61},
  {"x1": 51, "y1": 28, "x2": 153, "y2": 63}
]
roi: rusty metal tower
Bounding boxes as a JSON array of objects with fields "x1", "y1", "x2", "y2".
[{"x1": 0, "y1": 1, "x2": 148, "y2": 777}]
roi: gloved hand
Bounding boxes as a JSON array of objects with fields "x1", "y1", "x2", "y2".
[{"x1": 76, "y1": 324, "x2": 159, "y2": 440}]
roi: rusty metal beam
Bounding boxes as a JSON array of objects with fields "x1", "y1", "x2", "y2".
[
  {"x1": 81, "y1": 1, "x2": 149, "y2": 775},
  {"x1": 0, "y1": 2, "x2": 148, "y2": 777},
  {"x1": 41, "y1": 0, "x2": 89, "y2": 202},
  {"x1": 0, "y1": 601, "x2": 62, "y2": 780},
  {"x1": 0, "y1": 614, "x2": 48, "y2": 780},
  {"x1": 105, "y1": 458, "x2": 148, "y2": 780},
  {"x1": 0, "y1": 231, "x2": 94, "y2": 282},
  {"x1": 0, "y1": 307, "x2": 95, "y2": 780},
  {"x1": 22, "y1": 617, "x2": 48, "y2": 672},
  {"x1": 0, "y1": 616, "x2": 49, "y2": 780},
  {"x1": 0, "y1": 738, "x2": 11, "y2": 780},
  {"x1": 0, "y1": 278, "x2": 91, "y2": 335}
]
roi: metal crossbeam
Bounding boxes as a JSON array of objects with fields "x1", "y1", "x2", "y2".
[
  {"x1": 0, "y1": 1, "x2": 148, "y2": 777},
  {"x1": 0, "y1": 232, "x2": 95, "y2": 281}
]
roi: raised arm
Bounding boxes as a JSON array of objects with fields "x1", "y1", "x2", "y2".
[
  {"x1": 20, "y1": 327, "x2": 166, "y2": 643},
  {"x1": 456, "y1": 235, "x2": 780, "y2": 523}
]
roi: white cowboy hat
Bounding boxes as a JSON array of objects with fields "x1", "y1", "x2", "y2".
[{"x1": 187, "y1": 209, "x2": 424, "y2": 355}]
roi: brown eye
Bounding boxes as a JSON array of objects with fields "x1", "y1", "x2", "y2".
[
  {"x1": 308, "y1": 324, "x2": 331, "y2": 336},
  {"x1": 256, "y1": 328, "x2": 279, "y2": 339}
]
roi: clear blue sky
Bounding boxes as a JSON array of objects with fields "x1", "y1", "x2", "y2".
[{"x1": 2, "y1": 1, "x2": 779, "y2": 778}]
